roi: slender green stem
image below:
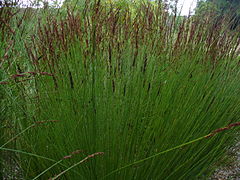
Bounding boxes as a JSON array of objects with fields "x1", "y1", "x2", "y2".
[
  {"x1": 32, "y1": 159, "x2": 63, "y2": 180},
  {"x1": 0, "y1": 147, "x2": 56, "y2": 162},
  {"x1": 51, "y1": 152, "x2": 104, "y2": 180},
  {"x1": 0, "y1": 124, "x2": 35, "y2": 148},
  {"x1": 102, "y1": 136, "x2": 207, "y2": 179},
  {"x1": 0, "y1": 147, "x2": 83, "y2": 177}
]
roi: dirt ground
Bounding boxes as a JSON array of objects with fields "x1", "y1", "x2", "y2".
[{"x1": 211, "y1": 136, "x2": 240, "y2": 180}]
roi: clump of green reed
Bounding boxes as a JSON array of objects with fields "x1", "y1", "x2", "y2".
[{"x1": 1, "y1": 1, "x2": 240, "y2": 179}]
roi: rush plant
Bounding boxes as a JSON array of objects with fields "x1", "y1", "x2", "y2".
[{"x1": 1, "y1": 0, "x2": 240, "y2": 179}]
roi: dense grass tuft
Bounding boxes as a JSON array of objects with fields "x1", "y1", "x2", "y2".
[{"x1": 1, "y1": 1, "x2": 240, "y2": 179}]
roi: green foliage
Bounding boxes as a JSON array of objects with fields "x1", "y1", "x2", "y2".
[
  {"x1": 195, "y1": 0, "x2": 240, "y2": 30},
  {"x1": 0, "y1": 70, "x2": 4, "y2": 180},
  {"x1": 195, "y1": 1, "x2": 219, "y2": 16},
  {"x1": 1, "y1": 1, "x2": 240, "y2": 179}
]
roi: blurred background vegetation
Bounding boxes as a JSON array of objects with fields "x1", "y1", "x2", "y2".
[{"x1": 195, "y1": 0, "x2": 240, "y2": 30}]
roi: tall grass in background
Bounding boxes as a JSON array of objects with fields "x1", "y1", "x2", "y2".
[
  {"x1": 1, "y1": 0, "x2": 240, "y2": 179},
  {"x1": 0, "y1": 4, "x2": 18, "y2": 178}
]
